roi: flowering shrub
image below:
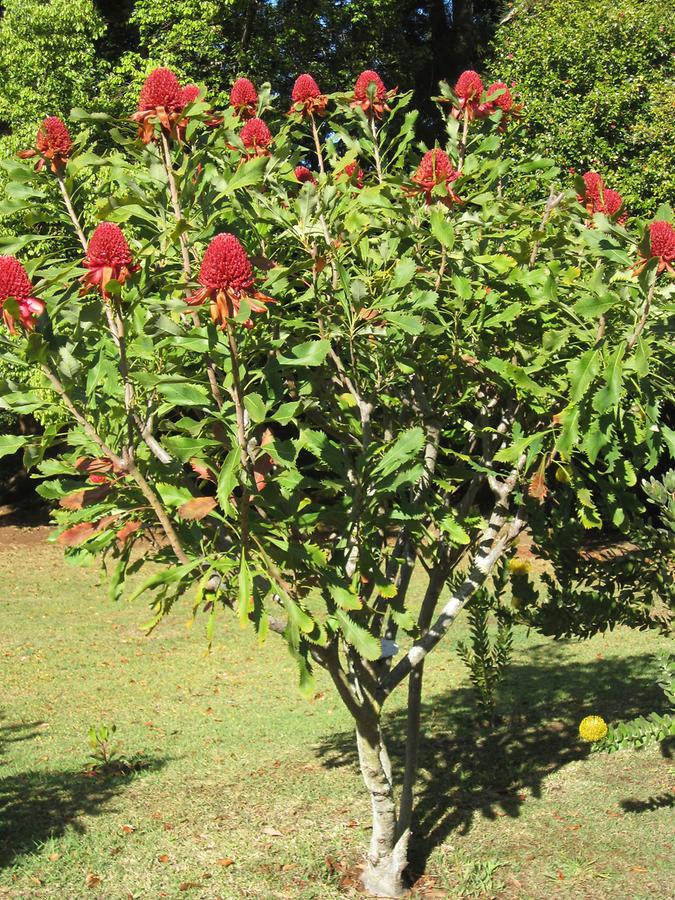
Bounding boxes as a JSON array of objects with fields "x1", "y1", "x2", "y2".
[{"x1": 0, "y1": 64, "x2": 673, "y2": 897}]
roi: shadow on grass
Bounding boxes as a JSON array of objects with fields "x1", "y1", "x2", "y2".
[
  {"x1": 315, "y1": 645, "x2": 668, "y2": 877},
  {"x1": 0, "y1": 754, "x2": 166, "y2": 868}
]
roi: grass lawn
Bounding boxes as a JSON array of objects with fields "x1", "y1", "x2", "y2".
[{"x1": 0, "y1": 527, "x2": 672, "y2": 899}]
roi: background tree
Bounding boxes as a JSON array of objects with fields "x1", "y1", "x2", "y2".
[
  {"x1": 0, "y1": 0, "x2": 106, "y2": 157},
  {"x1": 487, "y1": 0, "x2": 675, "y2": 216}
]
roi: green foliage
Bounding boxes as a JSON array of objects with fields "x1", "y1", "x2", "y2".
[
  {"x1": 489, "y1": 0, "x2": 675, "y2": 215},
  {"x1": 598, "y1": 653, "x2": 675, "y2": 752}
]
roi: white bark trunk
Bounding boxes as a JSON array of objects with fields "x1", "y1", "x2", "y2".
[{"x1": 355, "y1": 718, "x2": 409, "y2": 897}]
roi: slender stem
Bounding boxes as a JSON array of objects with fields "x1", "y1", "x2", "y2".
[
  {"x1": 159, "y1": 131, "x2": 224, "y2": 410},
  {"x1": 369, "y1": 115, "x2": 383, "y2": 184},
  {"x1": 529, "y1": 188, "x2": 565, "y2": 267},
  {"x1": 226, "y1": 316, "x2": 252, "y2": 551},
  {"x1": 309, "y1": 113, "x2": 325, "y2": 176},
  {"x1": 626, "y1": 279, "x2": 656, "y2": 352},
  {"x1": 160, "y1": 131, "x2": 192, "y2": 279},
  {"x1": 41, "y1": 363, "x2": 189, "y2": 564},
  {"x1": 56, "y1": 174, "x2": 87, "y2": 252},
  {"x1": 458, "y1": 108, "x2": 470, "y2": 173},
  {"x1": 41, "y1": 364, "x2": 123, "y2": 467}
]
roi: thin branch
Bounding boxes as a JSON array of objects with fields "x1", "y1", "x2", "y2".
[
  {"x1": 226, "y1": 315, "x2": 253, "y2": 551},
  {"x1": 457, "y1": 108, "x2": 470, "y2": 173},
  {"x1": 529, "y1": 188, "x2": 565, "y2": 267},
  {"x1": 56, "y1": 174, "x2": 87, "y2": 252},
  {"x1": 383, "y1": 459, "x2": 526, "y2": 696},
  {"x1": 369, "y1": 115, "x2": 383, "y2": 184},
  {"x1": 626, "y1": 278, "x2": 657, "y2": 352},
  {"x1": 42, "y1": 363, "x2": 189, "y2": 564},
  {"x1": 159, "y1": 131, "x2": 224, "y2": 410},
  {"x1": 310, "y1": 113, "x2": 325, "y2": 175}
]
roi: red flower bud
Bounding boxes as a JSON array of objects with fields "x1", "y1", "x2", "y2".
[
  {"x1": 409, "y1": 149, "x2": 461, "y2": 206},
  {"x1": 486, "y1": 81, "x2": 512, "y2": 112},
  {"x1": 339, "y1": 161, "x2": 365, "y2": 190},
  {"x1": 0, "y1": 256, "x2": 45, "y2": 333},
  {"x1": 132, "y1": 67, "x2": 185, "y2": 142},
  {"x1": 138, "y1": 67, "x2": 183, "y2": 113},
  {"x1": 289, "y1": 73, "x2": 329, "y2": 117},
  {"x1": 455, "y1": 70, "x2": 484, "y2": 101},
  {"x1": 295, "y1": 165, "x2": 317, "y2": 185},
  {"x1": 180, "y1": 84, "x2": 201, "y2": 107},
  {"x1": 292, "y1": 74, "x2": 322, "y2": 103},
  {"x1": 644, "y1": 221, "x2": 675, "y2": 275}
]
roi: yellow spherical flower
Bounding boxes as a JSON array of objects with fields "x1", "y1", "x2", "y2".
[
  {"x1": 508, "y1": 557, "x2": 531, "y2": 576},
  {"x1": 579, "y1": 715, "x2": 608, "y2": 742}
]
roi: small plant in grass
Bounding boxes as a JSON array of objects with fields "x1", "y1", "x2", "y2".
[
  {"x1": 85, "y1": 723, "x2": 132, "y2": 775},
  {"x1": 0, "y1": 64, "x2": 673, "y2": 896}
]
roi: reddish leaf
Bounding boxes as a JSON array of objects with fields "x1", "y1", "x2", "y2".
[
  {"x1": 57, "y1": 521, "x2": 98, "y2": 546},
  {"x1": 178, "y1": 496, "x2": 218, "y2": 520},
  {"x1": 59, "y1": 483, "x2": 110, "y2": 510},
  {"x1": 189, "y1": 459, "x2": 216, "y2": 482},
  {"x1": 528, "y1": 469, "x2": 548, "y2": 502},
  {"x1": 116, "y1": 520, "x2": 141, "y2": 547},
  {"x1": 76, "y1": 456, "x2": 112, "y2": 475},
  {"x1": 217, "y1": 858, "x2": 234, "y2": 867}
]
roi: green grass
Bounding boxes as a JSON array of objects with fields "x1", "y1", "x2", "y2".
[{"x1": 0, "y1": 535, "x2": 673, "y2": 899}]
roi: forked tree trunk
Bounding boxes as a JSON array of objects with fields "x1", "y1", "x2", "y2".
[{"x1": 355, "y1": 715, "x2": 410, "y2": 898}]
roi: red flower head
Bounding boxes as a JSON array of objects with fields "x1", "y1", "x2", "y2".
[
  {"x1": 229, "y1": 78, "x2": 258, "y2": 118},
  {"x1": 636, "y1": 220, "x2": 675, "y2": 276},
  {"x1": 486, "y1": 80, "x2": 523, "y2": 128},
  {"x1": 174, "y1": 84, "x2": 222, "y2": 139},
  {"x1": 0, "y1": 256, "x2": 45, "y2": 333},
  {"x1": 289, "y1": 73, "x2": 329, "y2": 117},
  {"x1": 81, "y1": 223, "x2": 139, "y2": 300},
  {"x1": 351, "y1": 69, "x2": 396, "y2": 119},
  {"x1": 601, "y1": 188, "x2": 627, "y2": 224},
  {"x1": 19, "y1": 116, "x2": 73, "y2": 175},
  {"x1": 580, "y1": 171, "x2": 604, "y2": 206},
  {"x1": 577, "y1": 172, "x2": 626, "y2": 223},
  {"x1": 131, "y1": 67, "x2": 184, "y2": 143},
  {"x1": 295, "y1": 165, "x2": 317, "y2": 185},
  {"x1": 456, "y1": 70, "x2": 484, "y2": 101},
  {"x1": 186, "y1": 233, "x2": 273, "y2": 328},
  {"x1": 338, "y1": 160, "x2": 365, "y2": 190},
  {"x1": 409, "y1": 149, "x2": 461, "y2": 206},
  {"x1": 180, "y1": 84, "x2": 201, "y2": 107},
  {"x1": 451, "y1": 70, "x2": 491, "y2": 121},
  {"x1": 240, "y1": 117, "x2": 272, "y2": 157}
]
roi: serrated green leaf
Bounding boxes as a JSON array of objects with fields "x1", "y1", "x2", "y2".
[{"x1": 334, "y1": 609, "x2": 381, "y2": 661}]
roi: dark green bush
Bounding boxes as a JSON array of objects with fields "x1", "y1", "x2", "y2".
[{"x1": 488, "y1": 0, "x2": 675, "y2": 216}]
